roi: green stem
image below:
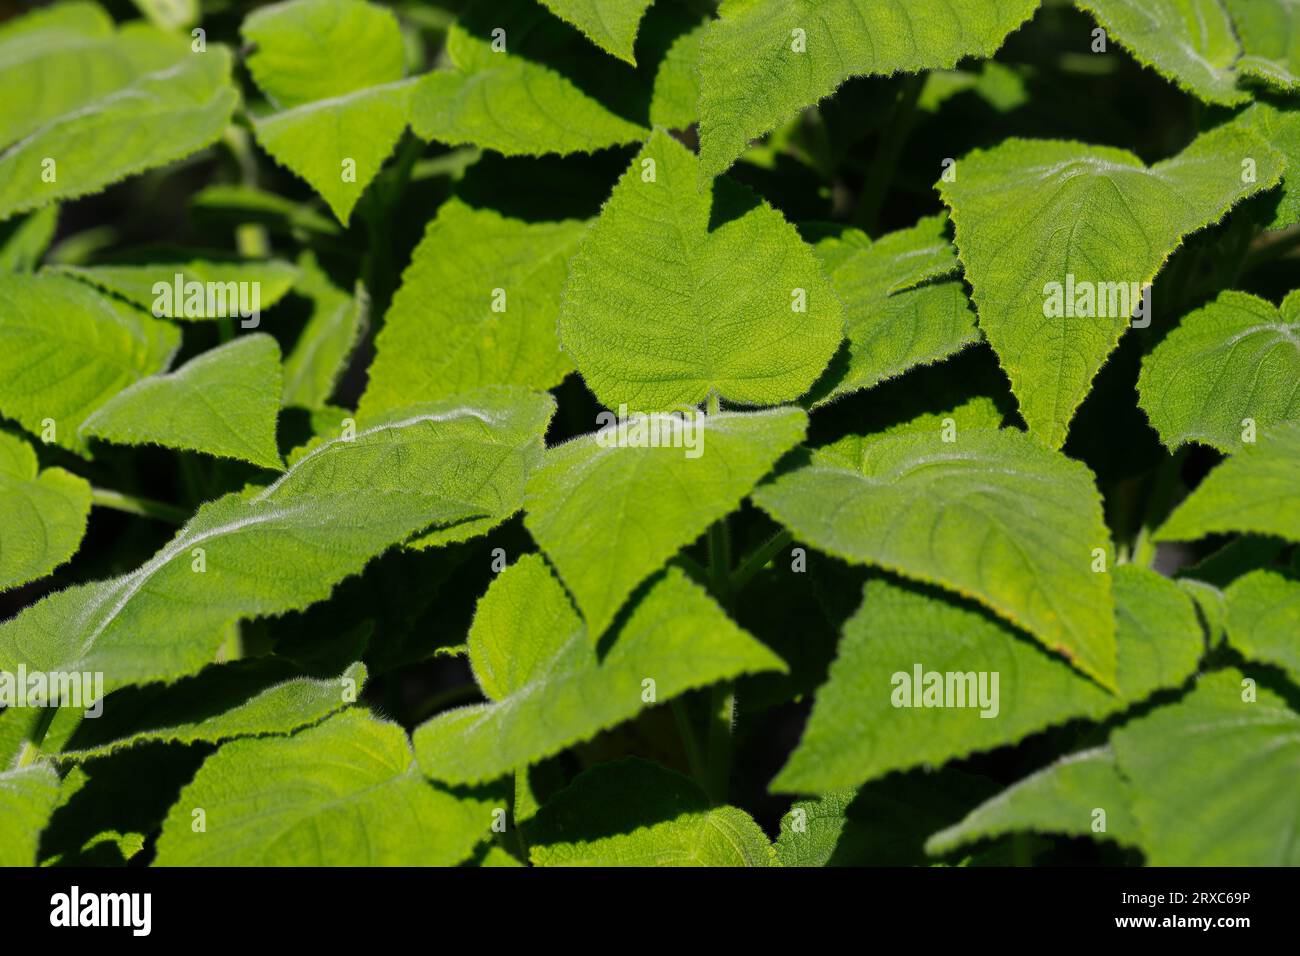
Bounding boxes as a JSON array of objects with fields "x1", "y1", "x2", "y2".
[
  {"x1": 671, "y1": 698, "x2": 710, "y2": 792},
  {"x1": 853, "y1": 73, "x2": 926, "y2": 234},
  {"x1": 91, "y1": 487, "x2": 188, "y2": 524},
  {"x1": 706, "y1": 685, "x2": 736, "y2": 805},
  {"x1": 15, "y1": 707, "x2": 58, "y2": 769},
  {"x1": 730, "y1": 529, "x2": 793, "y2": 593}
]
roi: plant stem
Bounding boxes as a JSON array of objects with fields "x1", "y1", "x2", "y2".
[
  {"x1": 91, "y1": 487, "x2": 188, "y2": 524},
  {"x1": 730, "y1": 529, "x2": 793, "y2": 593},
  {"x1": 671, "y1": 698, "x2": 710, "y2": 791},
  {"x1": 706, "y1": 685, "x2": 736, "y2": 805},
  {"x1": 15, "y1": 706, "x2": 58, "y2": 769},
  {"x1": 853, "y1": 73, "x2": 926, "y2": 234}
]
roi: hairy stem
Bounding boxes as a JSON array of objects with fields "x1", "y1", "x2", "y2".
[
  {"x1": 91, "y1": 487, "x2": 189, "y2": 525},
  {"x1": 730, "y1": 529, "x2": 793, "y2": 593}
]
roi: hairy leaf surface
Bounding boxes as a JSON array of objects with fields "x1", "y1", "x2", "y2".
[
  {"x1": 0, "y1": 431, "x2": 91, "y2": 591},
  {"x1": 925, "y1": 747, "x2": 1140, "y2": 855},
  {"x1": 0, "y1": 390, "x2": 553, "y2": 692},
  {"x1": 154, "y1": 709, "x2": 492, "y2": 865},
  {"x1": 1112, "y1": 669, "x2": 1300, "y2": 865},
  {"x1": 0, "y1": 764, "x2": 61, "y2": 867},
  {"x1": 560, "y1": 131, "x2": 843, "y2": 410},
  {"x1": 754, "y1": 426, "x2": 1117, "y2": 685},
  {"x1": 414, "y1": 557, "x2": 783, "y2": 784},
  {"x1": 1156, "y1": 420, "x2": 1300, "y2": 543},
  {"x1": 773, "y1": 566, "x2": 1201, "y2": 792},
  {"x1": 538, "y1": 0, "x2": 655, "y2": 64},
  {"x1": 0, "y1": 274, "x2": 179, "y2": 453},
  {"x1": 81, "y1": 334, "x2": 285, "y2": 470},
  {"x1": 360, "y1": 200, "x2": 585, "y2": 417},
  {"x1": 1225, "y1": 570, "x2": 1300, "y2": 686},
  {"x1": 411, "y1": 0, "x2": 646, "y2": 156},
  {"x1": 526, "y1": 406, "x2": 806, "y2": 638},
  {"x1": 1138, "y1": 290, "x2": 1300, "y2": 452},
  {"x1": 939, "y1": 125, "x2": 1284, "y2": 448},
  {"x1": 526, "y1": 758, "x2": 774, "y2": 866}
]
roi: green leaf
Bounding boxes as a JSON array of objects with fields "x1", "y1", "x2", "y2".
[
  {"x1": 0, "y1": 389, "x2": 554, "y2": 693},
  {"x1": 1225, "y1": 570, "x2": 1300, "y2": 686},
  {"x1": 775, "y1": 770, "x2": 997, "y2": 866},
  {"x1": 538, "y1": 0, "x2": 655, "y2": 64},
  {"x1": 80, "y1": 334, "x2": 285, "y2": 470},
  {"x1": 809, "y1": 220, "x2": 977, "y2": 403},
  {"x1": 0, "y1": 430, "x2": 91, "y2": 591},
  {"x1": 1138, "y1": 289, "x2": 1300, "y2": 453},
  {"x1": 154, "y1": 709, "x2": 494, "y2": 865},
  {"x1": 0, "y1": 206, "x2": 59, "y2": 272},
  {"x1": 1233, "y1": 102, "x2": 1300, "y2": 230},
  {"x1": 559, "y1": 131, "x2": 843, "y2": 410},
  {"x1": 696, "y1": 0, "x2": 1040, "y2": 177},
  {"x1": 282, "y1": 254, "x2": 368, "y2": 409},
  {"x1": 1224, "y1": 0, "x2": 1300, "y2": 92},
  {"x1": 526, "y1": 406, "x2": 806, "y2": 638},
  {"x1": 1075, "y1": 0, "x2": 1247, "y2": 104},
  {"x1": 243, "y1": 0, "x2": 414, "y2": 223},
  {"x1": 754, "y1": 426, "x2": 1118, "y2": 686},
  {"x1": 1156, "y1": 420, "x2": 1300, "y2": 543},
  {"x1": 944, "y1": 125, "x2": 1284, "y2": 448},
  {"x1": 649, "y1": 18, "x2": 707, "y2": 130},
  {"x1": 358, "y1": 199, "x2": 585, "y2": 418},
  {"x1": 413, "y1": 556, "x2": 784, "y2": 785},
  {"x1": 925, "y1": 747, "x2": 1140, "y2": 856},
  {"x1": 772, "y1": 566, "x2": 1202, "y2": 793},
  {"x1": 411, "y1": 0, "x2": 646, "y2": 156},
  {"x1": 58, "y1": 661, "x2": 367, "y2": 760},
  {"x1": 525, "y1": 757, "x2": 775, "y2": 866},
  {"x1": 0, "y1": 274, "x2": 179, "y2": 454},
  {"x1": 0, "y1": 764, "x2": 61, "y2": 867},
  {"x1": 57, "y1": 258, "x2": 298, "y2": 319},
  {"x1": 0, "y1": 12, "x2": 237, "y2": 222},
  {"x1": 1111, "y1": 668, "x2": 1300, "y2": 865},
  {"x1": 131, "y1": 0, "x2": 199, "y2": 32}
]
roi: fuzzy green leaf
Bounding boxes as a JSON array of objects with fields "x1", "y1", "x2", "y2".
[
  {"x1": 1224, "y1": 0, "x2": 1300, "y2": 92},
  {"x1": 244, "y1": 0, "x2": 414, "y2": 223},
  {"x1": 1225, "y1": 570, "x2": 1300, "y2": 686},
  {"x1": 697, "y1": 0, "x2": 1040, "y2": 177},
  {"x1": 772, "y1": 566, "x2": 1201, "y2": 793},
  {"x1": 58, "y1": 661, "x2": 367, "y2": 760},
  {"x1": 0, "y1": 389, "x2": 554, "y2": 693},
  {"x1": 1156, "y1": 420, "x2": 1300, "y2": 543},
  {"x1": 940, "y1": 125, "x2": 1284, "y2": 449},
  {"x1": 154, "y1": 709, "x2": 493, "y2": 865},
  {"x1": 1075, "y1": 0, "x2": 1246, "y2": 104},
  {"x1": 1112, "y1": 668, "x2": 1300, "y2": 865},
  {"x1": 0, "y1": 764, "x2": 61, "y2": 867},
  {"x1": 538, "y1": 0, "x2": 655, "y2": 64},
  {"x1": 1234, "y1": 103, "x2": 1300, "y2": 230},
  {"x1": 1138, "y1": 289, "x2": 1300, "y2": 453},
  {"x1": 754, "y1": 426, "x2": 1118, "y2": 686},
  {"x1": 560, "y1": 131, "x2": 843, "y2": 410},
  {"x1": 57, "y1": 259, "x2": 298, "y2": 319},
  {"x1": 0, "y1": 274, "x2": 179, "y2": 454},
  {"x1": 414, "y1": 556, "x2": 784, "y2": 785},
  {"x1": 359, "y1": 200, "x2": 585, "y2": 418},
  {"x1": 0, "y1": 9, "x2": 237, "y2": 222},
  {"x1": 809, "y1": 220, "x2": 977, "y2": 403},
  {"x1": 0, "y1": 431, "x2": 91, "y2": 591},
  {"x1": 525, "y1": 758, "x2": 775, "y2": 866},
  {"x1": 411, "y1": 0, "x2": 646, "y2": 156},
  {"x1": 282, "y1": 255, "x2": 368, "y2": 409},
  {"x1": 80, "y1": 334, "x2": 285, "y2": 470},
  {"x1": 526, "y1": 406, "x2": 806, "y2": 638},
  {"x1": 925, "y1": 746, "x2": 1140, "y2": 855}
]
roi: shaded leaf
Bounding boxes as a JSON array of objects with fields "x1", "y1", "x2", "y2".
[{"x1": 0, "y1": 431, "x2": 91, "y2": 591}]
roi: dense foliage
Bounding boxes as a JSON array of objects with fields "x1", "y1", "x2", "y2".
[{"x1": 1, "y1": 0, "x2": 1298, "y2": 868}]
